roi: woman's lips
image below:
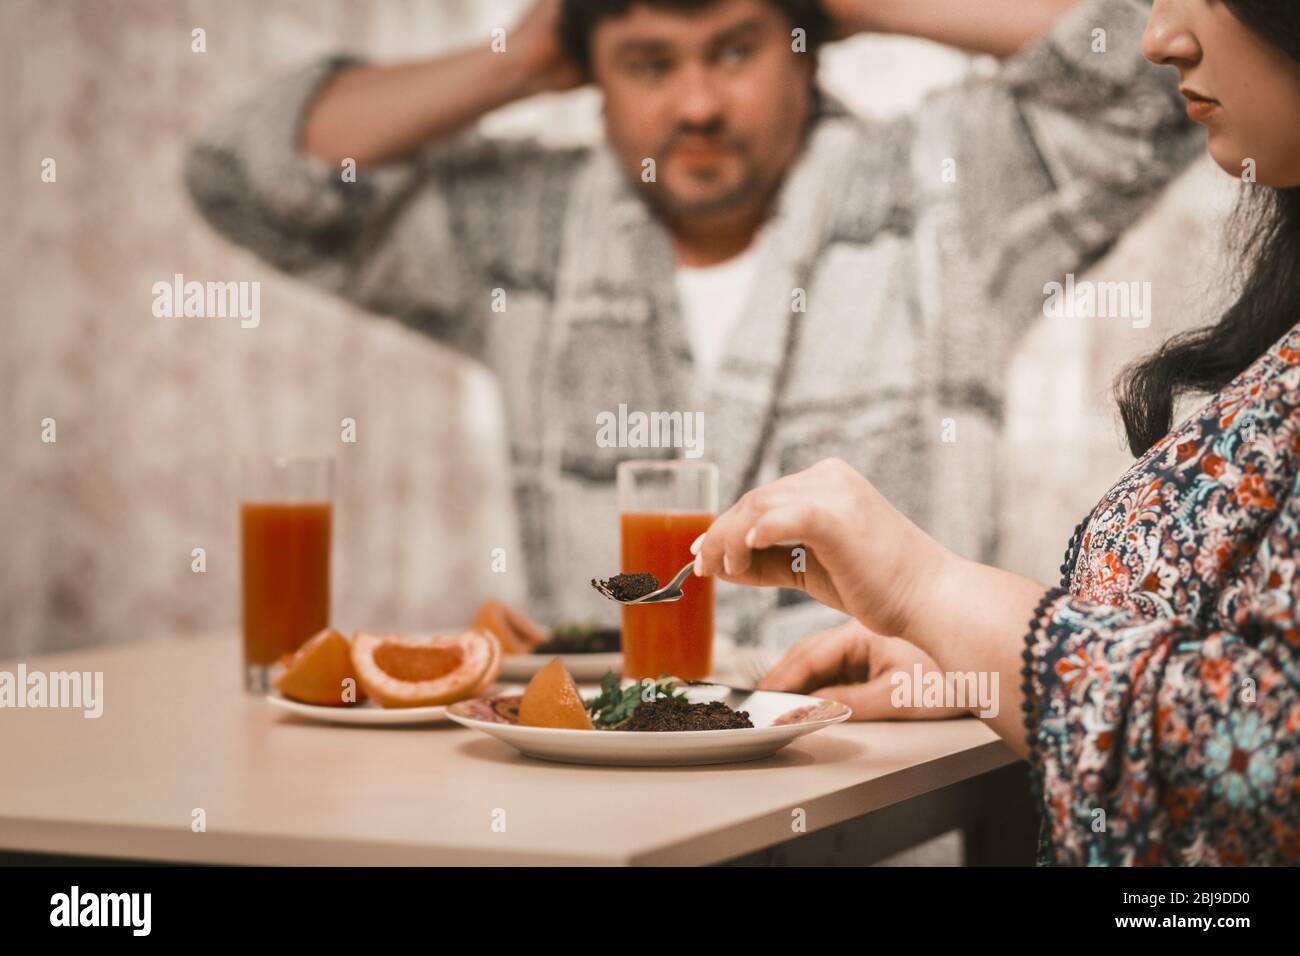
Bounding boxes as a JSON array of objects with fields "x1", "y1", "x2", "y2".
[{"x1": 1181, "y1": 87, "x2": 1221, "y2": 123}]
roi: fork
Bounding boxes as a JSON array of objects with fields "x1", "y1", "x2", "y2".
[
  {"x1": 733, "y1": 649, "x2": 776, "y2": 688},
  {"x1": 592, "y1": 560, "x2": 697, "y2": 605}
]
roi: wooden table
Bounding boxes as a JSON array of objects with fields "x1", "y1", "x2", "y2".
[{"x1": 0, "y1": 635, "x2": 1033, "y2": 866}]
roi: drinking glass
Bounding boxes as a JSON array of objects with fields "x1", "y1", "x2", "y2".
[
  {"x1": 617, "y1": 460, "x2": 718, "y2": 680},
  {"x1": 239, "y1": 456, "x2": 333, "y2": 693}
]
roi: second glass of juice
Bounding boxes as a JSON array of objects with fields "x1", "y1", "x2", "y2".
[{"x1": 618, "y1": 460, "x2": 718, "y2": 681}]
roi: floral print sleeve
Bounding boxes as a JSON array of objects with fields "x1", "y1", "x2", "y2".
[{"x1": 1022, "y1": 325, "x2": 1300, "y2": 865}]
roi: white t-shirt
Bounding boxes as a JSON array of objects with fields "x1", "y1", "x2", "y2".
[{"x1": 674, "y1": 239, "x2": 764, "y2": 385}]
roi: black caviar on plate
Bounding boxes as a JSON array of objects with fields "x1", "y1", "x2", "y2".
[
  {"x1": 534, "y1": 624, "x2": 621, "y2": 655},
  {"x1": 616, "y1": 696, "x2": 753, "y2": 732}
]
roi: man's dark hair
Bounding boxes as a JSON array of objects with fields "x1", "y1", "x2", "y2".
[{"x1": 559, "y1": 0, "x2": 833, "y2": 73}]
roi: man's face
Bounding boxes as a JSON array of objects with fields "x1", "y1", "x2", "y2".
[{"x1": 589, "y1": 0, "x2": 815, "y2": 223}]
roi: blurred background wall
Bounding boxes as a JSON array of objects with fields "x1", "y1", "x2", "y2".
[{"x1": 2, "y1": 0, "x2": 1235, "y2": 657}]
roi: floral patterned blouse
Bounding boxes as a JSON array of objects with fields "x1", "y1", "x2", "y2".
[{"x1": 1022, "y1": 322, "x2": 1300, "y2": 866}]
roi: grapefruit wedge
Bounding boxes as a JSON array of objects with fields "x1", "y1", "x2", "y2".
[
  {"x1": 518, "y1": 658, "x2": 594, "y2": 730},
  {"x1": 471, "y1": 600, "x2": 547, "y2": 655},
  {"x1": 273, "y1": 628, "x2": 364, "y2": 706},
  {"x1": 351, "y1": 630, "x2": 501, "y2": 708}
]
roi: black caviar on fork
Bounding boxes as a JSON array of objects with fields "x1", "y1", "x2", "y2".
[{"x1": 590, "y1": 572, "x2": 660, "y2": 602}]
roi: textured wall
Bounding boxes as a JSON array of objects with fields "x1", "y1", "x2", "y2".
[
  {"x1": 2, "y1": 0, "x2": 1231, "y2": 656},
  {"x1": 4, "y1": 0, "x2": 533, "y2": 656}
]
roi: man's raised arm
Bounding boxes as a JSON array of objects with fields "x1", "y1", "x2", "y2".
[
  {"x1": 824, "y1": 0, "x2": 1082, "y2": 59},
  {"x1": 828, "y1": 0, "x2": 1198, "y2": 370},
  {"x1": 183, "y1": 0, "x2": 583, "y2": 355},
  {"x1": 302, "y1": 0, "x2": 582, "y2": 167}
]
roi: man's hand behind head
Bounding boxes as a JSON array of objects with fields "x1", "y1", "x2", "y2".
[{"x1": 515, "y1": 0, "x2": 588, "y2": 95}]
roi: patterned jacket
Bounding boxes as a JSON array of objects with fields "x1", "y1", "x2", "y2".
[
  {"x1": 185, "y1": 0, "x2": 1198, "y2": 646},
  {"x1": 1025, "y1": 324, "x2": 1300, "y2": 865}
]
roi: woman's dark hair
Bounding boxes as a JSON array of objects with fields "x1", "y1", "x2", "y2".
[
  {"x1": 559, "y1": 0, "x2": 833, "y2": 74},
  {"x1": 1116, "y1": 1, "x2": 1300, "y2": 456}
]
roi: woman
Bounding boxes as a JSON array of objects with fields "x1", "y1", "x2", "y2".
[{"x1": 693, "y1": 0, "x2": 1300, "y2": 865}]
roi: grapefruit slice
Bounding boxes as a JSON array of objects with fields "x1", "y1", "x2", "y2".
[
  {"x1": 470, "y1": 630, "x2": 503, "y2": 696},
  {"x1": 518, "y1": 658, "x2": 594, "y2": 730},
  {"x1": 273, "y1": 628, "x2": 365, "y2": 706},
  {"x1": 472, "y1": 600, "x2": 547, "y2": 655},
  {"x1": 351, "y1": 630, "x2": 502, "y2": 708}
]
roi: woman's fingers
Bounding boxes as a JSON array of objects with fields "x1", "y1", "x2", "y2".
[
  {"x1": 755, "y1": 621, "x2": 865, "y2": 692},
  {"x1": 695, "y1": 489, "x2": 764, "y2": 577},
  {"x1": 757, "y1": 642, "x2": 841, "y2": 694},
  {"x1": 747, "y1": 503, "x2": 823, "y2": 551},
  {"x1": 734, "y1": 546, "x2": 810, "y2": 589},
  {"x1": 765, "y1": 628, "x2": 971, "y2": 722},
  {"x1": 696, "y1": 494, "x2": 822, "y2": 582},
  {"x1": 807, "y1": 681, "x2": 898, "y2": 721},
  {"x1": 695, "y1": 463, "x2": 850, "y2": 578}
]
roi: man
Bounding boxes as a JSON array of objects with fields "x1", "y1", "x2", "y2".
[{"x1": 186, "y1": 0, "x2": 1198, "y2": 651}]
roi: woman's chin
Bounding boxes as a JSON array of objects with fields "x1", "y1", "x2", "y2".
[
  {"x1": 1208, "y1": 137, "x2": 1300, "y2": 188},
  {"x1": 1206, "y1": 136, "x2": 1248, "y2": 181}
]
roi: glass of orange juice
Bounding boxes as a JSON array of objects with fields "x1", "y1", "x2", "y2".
[
  {"x1": 239, "y1": 456, "x2": 333, "y2": 693},
  {"x1": 617, "y1": 460, "x2": 718, "y2": 681}
]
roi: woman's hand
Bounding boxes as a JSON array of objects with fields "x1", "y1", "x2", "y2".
[
  {"x1": 698, "y1": 458, "x2": 1051, "y2": 751},
  {"x1": 692, "y1": 458, "x2": 954, "y2": 640},
  {"x1": 757, "y1": 619, "x2": 969, "y2": 720}
]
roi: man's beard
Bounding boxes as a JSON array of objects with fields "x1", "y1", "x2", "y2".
[
  {"x1": 636, "y1": 123, "x2": 764, "y2": 220},
  {"x1": 640, "y1": 163, "x2": 763, "y2": 220}
]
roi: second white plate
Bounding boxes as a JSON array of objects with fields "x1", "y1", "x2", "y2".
[
  {"x1": 498, "y1": 652, "x2": 622, "y2": 683},
  {"x1": 266, "y1": 685, "x2": 523, "y2": 726}
]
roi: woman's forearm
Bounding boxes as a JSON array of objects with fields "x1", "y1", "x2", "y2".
[
  {"x1": 897, "y1": 554, "x2": 1051, "y2": 755},
  {"x1": 845, "y1": 0, "x2": 1081, "y2": 58}
]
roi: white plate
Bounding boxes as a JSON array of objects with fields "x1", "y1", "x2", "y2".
[
  {"x1": 266, "y1": 685, "x2": 523, "y2": 726},
  {"x1": 446, "y1": 686, "x2": 852, "y2": 766},
  {"x1": 499, "y1": 652, "x2": 622, "y2": 683}
]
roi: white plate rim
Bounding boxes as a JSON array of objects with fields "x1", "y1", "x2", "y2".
[
  {"x1": 265, "y1": 684, "x2": 527, "y2": 725},
  {"x1": 265, "y1": 693, "x2": 451, "y2": 723}
]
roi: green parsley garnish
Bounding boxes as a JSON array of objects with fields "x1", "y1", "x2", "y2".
[{"x1": 584, "y1": 671, "x2": 685, "y2": 729}]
